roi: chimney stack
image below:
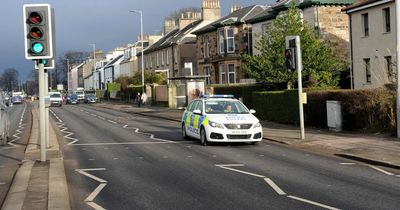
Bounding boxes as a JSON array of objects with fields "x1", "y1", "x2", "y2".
[
  {"x1": 164, "y1": 19, "x2": 176, "y2": 34},
  {"x1": 231, "y1": 4, "x2": 242, "y2": 13},
  {"x1": 202, "y1": 0, "x2": 221, "y2": 21}
]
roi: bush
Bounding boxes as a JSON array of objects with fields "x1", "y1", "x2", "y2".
[
  {"x1": 252, "y1": 90, "x2": 299, "y2": 124},
  {"x1": 252, "y1": 88, "x2": 396, "y2": 132}
]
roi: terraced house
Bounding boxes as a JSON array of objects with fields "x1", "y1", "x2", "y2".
[
  {"x1": 192, "y1": 5, "x2": 267, "y2": 85},
  {"x1": 137, "y1": 0, "x2": 221, "y2": 79}
]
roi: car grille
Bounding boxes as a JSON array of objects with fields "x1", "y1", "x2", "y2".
[
  {"x1": 227, "y1": 134, "x2": 251, "y2": 139},
  {"x1": 224, "y1": 124, "x2": 252, "y2": 130}
]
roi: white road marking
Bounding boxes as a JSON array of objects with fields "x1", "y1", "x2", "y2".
[
  {"x1": 368, "y1": 165, "x2": 394, "y2": 176},
  {"x1": 264, "y1": 178, "x2": 286, "y2": 195},
  {"x1": 91, "y1": 114, "x2": 97, "y2": 117},
  {"x1": 113, "y1": 158, "x2": 118, "y2": 160},
  {"x1": 212, "y1": 155, "x2": 217, "y2": 158},
  {"x1": 396, "y1": 175, "x2": 400, "y2": 177},
  {"x1": 215, "y1": 164, "x2": 265, "y2": 178},
  {"x1": 57, "y1": 123, "x2": 79, "y2": 145},
  {"x1": 76, "y1": 168, "x2": 107, "y2": 210},
  {"x1": 72, "y1": 141, "x2": 176, "y2": 146},
  {"x1": 187, "y1": 156, "x2": 193, "y2": 158},
  {"x1": 340, "y1": 163, "x2": 356, "y2": 165},
  {"x1": 8, "y1": 104, "x2": 27, "y2": 147},
  {"x1": 287, "y1": 195, "x2": 340, "y2": 210},
  {"x1": 85, "y1": 111, "x2": 89, "y2": 114},
  {"x1": 88, "y1": 159, "x2": 95, "y2": 161},
  {"x1": 123, "y1": 125, "x2": 128, "y2": 128},
  {"x1": 107, "y1": 120, "x2": 117, "y2": 124},
  {"x1": 0, "y1": 182, "x2": 6, "y2": 185},
  {"x1": 259, "y1": 154, "x2": 265, "y2": 157},
  {"x1": 98, "y1": 117, "x2": 105, "y2": 120}
]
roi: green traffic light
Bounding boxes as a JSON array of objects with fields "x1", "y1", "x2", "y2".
[{"x1": 32, "y1": 42, "x2": 44, "y2": 54}]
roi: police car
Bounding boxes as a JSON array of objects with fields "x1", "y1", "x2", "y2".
[{"x1": 181, "y1": 95, "x2": 263, "y2": 145}]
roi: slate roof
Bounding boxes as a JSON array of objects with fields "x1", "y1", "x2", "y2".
[
  {"x1": 247, "y1": 0, "x2": 356, "y2": 24},
  {"x1": 104, "y1": 55, "x2": 123, "y2": 69},
  {"x1": 342, "y1": 0, "x2": 392, "y2": 12},
  {"x1": 141, "y1": 19, "x2": 203, "y2": 55},
  {"x1": 192, "y1": 5, "x2": 267, "y2": 35}
]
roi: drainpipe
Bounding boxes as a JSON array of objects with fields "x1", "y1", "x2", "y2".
[{"x1": 349, "y1": 15, "x2": 354, "y2": 89}]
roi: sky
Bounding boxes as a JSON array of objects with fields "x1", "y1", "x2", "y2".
[{"x1": 0, "y1": 0, "x2": 274, "y2": 82}]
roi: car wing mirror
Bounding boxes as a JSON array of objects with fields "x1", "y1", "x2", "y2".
[
  {"x1": 193, "y1": 109, "x2": 202, "y2": 115},
  {"x1": 249, "y1": 109, "x2": 256, "y2": 114}
]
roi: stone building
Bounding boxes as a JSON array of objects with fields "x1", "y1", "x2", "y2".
[
  {"x1": 137, "y1": 0, "x2": 221, "y2": 79},
  {"x1": 192, "y1": 5, "x2": 267, "y2": 84}
]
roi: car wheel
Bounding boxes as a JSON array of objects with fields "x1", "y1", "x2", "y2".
[
  {"x1": 182, "y1": 124, "x2": 189, "y2": 140},
  {"x1": 200, "y1": 127, "x2": 208, "y2": 146}
]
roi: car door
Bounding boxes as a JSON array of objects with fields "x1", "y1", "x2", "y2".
[{"x1": 184, "y1": 100, "x2": 197, "y2": 137}]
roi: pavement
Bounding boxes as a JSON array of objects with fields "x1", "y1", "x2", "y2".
[
  {"x1": 1, "y1": 108, "x2": 70, "y2": 210},
  {"x1": 93, "y1": 101, "x2": 400, "y2": 169}
]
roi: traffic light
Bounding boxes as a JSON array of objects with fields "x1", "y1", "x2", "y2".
[
  {"x1": 23, "y1": 4, "x2": 54, "y2": 60},
  {"x1": 285, "y1": 48, "x2": 296, "y2": 70},
  {"x1": 35, "y1": 59, "x2": 54, "y2": 70}
]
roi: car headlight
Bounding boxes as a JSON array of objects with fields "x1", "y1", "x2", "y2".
[
  {"x1": 209, "y1": 121, "x2": 224, "y2": 129},
  {"x1": 253, "y1": 122, "x2": 261, "y2": 128}
]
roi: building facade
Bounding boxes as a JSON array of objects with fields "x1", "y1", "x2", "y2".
[
  {"x1": 193, "y1": 5, "x2": 267, "y2": 84},
  {"x1": 344, "y1": 0, "x2": 395, "y2": 89}
]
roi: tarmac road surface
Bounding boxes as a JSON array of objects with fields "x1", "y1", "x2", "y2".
[{"x1": 51, "y1": 104, "x2": 400, "y2": 210}]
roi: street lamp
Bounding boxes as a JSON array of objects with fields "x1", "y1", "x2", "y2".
[
  {"x1": 130, "y1": 10, "x2": 144, "y2": 93},
  {"x1": 88, "y1": 43, "x2": 96, "y2": 91}
]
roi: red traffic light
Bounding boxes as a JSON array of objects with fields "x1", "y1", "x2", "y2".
[
  {"x1": 29, "y1": 27, "x2": 43, "y2": 39},
  {"x1": 29, "y1": 12, "x2": 42, "y2": 24}
]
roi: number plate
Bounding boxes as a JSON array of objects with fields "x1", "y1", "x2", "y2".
[{"x1": 231, "y1": 130, "x2": 248, "y2": 134}]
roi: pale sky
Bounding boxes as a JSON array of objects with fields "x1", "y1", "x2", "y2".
[{"x1": 0, "y1": 0, "x2": 273, "y2": 81}]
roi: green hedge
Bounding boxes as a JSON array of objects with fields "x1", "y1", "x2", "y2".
[
  {"x1": 252, "y1": 88, "x2": 396, "y2": 132},
  {"x1": 252, "y1": 90, "x2": 299, "y2": 124},
  {"x1": 211, "y1": 84, "x2": 266, "y2": 107}
]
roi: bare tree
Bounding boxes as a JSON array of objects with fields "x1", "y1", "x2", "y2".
[
  {"x1": 0, "y1": 68, "x2": 19, "y2": 92},
  {"x1": 55, "y1": 51, "x2": 90, "y2": 88}
]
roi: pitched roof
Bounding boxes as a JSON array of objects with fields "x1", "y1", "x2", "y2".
[
  {"x1": 192, "y1": 5, "x2": 266, "y2": 35},
  {"x1": 142, "y1": 19, "x2": 203, "y2": 54},
  {"x1": 342, "y1": 0, "x2": 392, "y2": 12},
  {"x1": 103, "y1": 55, "x2": 123, "y2": 69},
  {"x1": 247, "y1": 0, "x2": 356, "y2": 24}
]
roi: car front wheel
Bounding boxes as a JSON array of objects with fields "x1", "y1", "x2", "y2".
[
  {"x1": 182, "y1": 124, "x2": 188, "y2": 139},
  {"x1": 200, "y1": 127, "x2": 208, "y2": 146}
]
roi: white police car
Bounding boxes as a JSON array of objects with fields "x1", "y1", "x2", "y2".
[{"x1": 181, "y1": 95, "x2": 263, "y2": 145}]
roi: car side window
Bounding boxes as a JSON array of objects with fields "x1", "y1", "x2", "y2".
[
  {"x1": 192, "y1": 100, "x2": 202, "y2": 112},
  {"x1": 187, "y1": 101, "x2": 196, "y2": 112}
]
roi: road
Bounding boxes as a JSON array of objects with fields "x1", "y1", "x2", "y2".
[
  {"x1": 50, "y1": 104, "x2": 400, "y2": 210},
  {"x1": 0, "y1": 102, "x2": 31, "y2": 206}
]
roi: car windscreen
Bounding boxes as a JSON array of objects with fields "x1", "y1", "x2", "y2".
[
  {"x1": 50, "y1": 94, "x2": 61, "y2": 98},
  {"x1": 205, "y1": 100, "x2": 249, "y2": 114},
  {"x1": 75, "y1": 91, "x2": 84, "y2": 95},
  {"x1": 70, "y1": 94, "x2": 78, "y2": 99},
  {"x1": 86, "y1": 94, "x2": 96, "y2": 98}
]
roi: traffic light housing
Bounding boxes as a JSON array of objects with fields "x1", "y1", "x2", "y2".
[
  {"x1": 23, "y1": 4, "x2": 54, "y2": 60},
  {"x1": 35, "y1": 59, "x2": 54, "y2": 70},
  {"x1": 285, "y1": 48, "x2": 296, "y2": 70}
]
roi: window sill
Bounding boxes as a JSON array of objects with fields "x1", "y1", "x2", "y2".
[{"x1": 382, "y1": 31, "x2": 391, "y2": 35}]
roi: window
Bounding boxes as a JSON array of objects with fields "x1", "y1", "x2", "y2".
[
  {"x1": 204, "y1": 36, "x2": 210, "y2": 58},
  {"x1": 383, "y1": 8, "x2": 390, "y2": 33},
  {"x1": 226, "y1": 28, "x2": 235, "y2": 53},
  {"x1": 261, "y1": 23, "x2": 268, "y2": 35},
  {"x1": 219, "y1": 64, "x2": 226, "y2": 84},
  {"x1": 362, "y1": 13, "x2": 369, "y2": 36},
  {"x1": 364, "y1": 58, "x2": 371, "y2": 83},
  {"x1": 174, "y1": 48, "x2": 178, "y2": 63},
  {"x1": 204, "y1": 66, "x2": 211, "y2": 85},
  {"x1": 166, "y1": 50, "x2": 170, "y2": 65},
  {"x1": 218, "y1": 29, "x2": 225, "y2": 54},
  {"x1": 228, "y1": 64, "x2": 236, "y2": 83},
  {"x1": 162, "y1": 50, "x2": 165, "y2": 66},
  {"x1": 157, "y1": 52, "x2": 160, "y2": 66},
  {"x1": 385, "y1": 56, "x2": 393, "y2": 77}
]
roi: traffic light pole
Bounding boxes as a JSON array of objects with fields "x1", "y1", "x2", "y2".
[
  {"x1": 294, "y1": 36, "x2": 305, "y2": 140},
  {"x1": 38, "y1": 62, "x2": 46, "y2": 162},
  {"x1": 45, "y1": 70, "x2": 50, "y2": 148}
]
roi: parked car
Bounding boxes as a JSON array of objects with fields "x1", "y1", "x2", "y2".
[
  {"x1": 66, "y1": 94, "x2": 79, "y2": 105},
  {"x1": 12, "y1": 95, "x2": 23, "y2": 104},
  {"x1": 49, "y1": 92, "x2": 63, "y2": 107},
  {"x1": 84, "y1": 94, "x2": 97, "y2": 103},
  {"x1": 0, "y1": 103, "x2": 10, "y2": 143},
  {"x1": 181, "y1": 95, "x2": 263, "y2": 145}
]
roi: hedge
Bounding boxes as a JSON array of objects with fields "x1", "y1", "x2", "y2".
[
  {"x1": 211, "y1": 84, "x2": 266, "y2": 107},
  {"x1": 252, "y1": 90, "x2": 299, "y2": 124},
  {"x1": 252, "y1": 88, "x2": 396, "y2": 132}
]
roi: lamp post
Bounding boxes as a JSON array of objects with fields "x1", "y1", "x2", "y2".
[
  {"x1": 130, "y1": 10, "x2": 144, "y2": 93},
  {"x1": 65, "y1": 58, "x2": 70, "y2": 91},
  {"x1": 88, "y1": 44, "x2": 96, "y2": 90}
]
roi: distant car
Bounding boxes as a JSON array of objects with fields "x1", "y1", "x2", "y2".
[
  {"x1": 12, "y1": 96, "x2": 23, "y2": 104},
  {"x1": 66, "y1": 94, "x2": 79, "y2": 105},
  {"x1": 0, "y1": 103, "x2": 10, "y2": 143},
  {"x1": 84, "y1": 94, "x2": 97, "y2": 103},
  {"x1": 49, "y1": 92, "x2": 63, "y2": 107},
  {"x1": 181, "y1": 95, "x2": 263, "y2": 145},
  {"x1": 74, "y1": 90, "x2": 85, "y2": 102}
]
